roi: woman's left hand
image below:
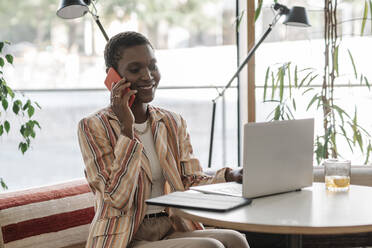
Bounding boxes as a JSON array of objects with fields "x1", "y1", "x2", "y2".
[{"x1": 225, "y1": 168, "x2": 243, "y2": 183}]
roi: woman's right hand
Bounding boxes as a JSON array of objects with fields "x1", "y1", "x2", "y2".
[{"x1": 110, "y1": 79, "x2": 137, "y2": 138}]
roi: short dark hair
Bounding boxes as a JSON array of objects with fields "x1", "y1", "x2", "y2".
[{"x1": 104, "y1": 31, "x2": 152, "y2": 72}]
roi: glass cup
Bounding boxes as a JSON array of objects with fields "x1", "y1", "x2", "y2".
[{"x1": 324, "y1": 159, "x2": 351, "y2": 192}]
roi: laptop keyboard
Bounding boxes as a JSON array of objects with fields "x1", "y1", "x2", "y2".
[
  {"x1": 191, "y1": 182, "x2": 243, "y2": 197},
  {"x1": 213, "y1": 184, "x2": 243, "y2": 196},
  {"x1": 146, "y1": 191, "x2": 251, "y2": 211}
]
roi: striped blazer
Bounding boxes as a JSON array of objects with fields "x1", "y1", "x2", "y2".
[{"x1": 78, "y1": 105, "x2": 228, "y2": 248}]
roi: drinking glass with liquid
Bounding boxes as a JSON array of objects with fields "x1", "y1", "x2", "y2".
[{"x1": 324, "y1": 159, "x2": 351, "y2": 192}]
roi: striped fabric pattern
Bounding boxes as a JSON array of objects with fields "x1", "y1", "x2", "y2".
[
  {"x1": 78, "y1": 105, "x2": 229, "y2": 248},
  {"x1": 0, "y1": 179, "x2": 95, "y2": 248}
]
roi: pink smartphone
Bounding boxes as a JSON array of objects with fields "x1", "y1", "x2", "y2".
[{"x1": 104, "y1": 67, "x2": 135, "y2": 107}]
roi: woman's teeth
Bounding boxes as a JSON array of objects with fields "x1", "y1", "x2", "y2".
[{"x1": 138, "y1": 85, "x2": 153, "y2": 90}]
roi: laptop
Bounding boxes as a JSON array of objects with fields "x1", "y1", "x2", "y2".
[{"x1": 190, "y1": 118, "x2": 314, "y2": 198}]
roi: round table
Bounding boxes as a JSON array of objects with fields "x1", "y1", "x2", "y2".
[{"x1": 174, "y1": 183, "x2": 372, "y2": 247}]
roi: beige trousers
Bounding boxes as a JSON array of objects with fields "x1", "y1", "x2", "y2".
[{"x1": 129, "y1": 216, "x2": 249, "y2": 248}]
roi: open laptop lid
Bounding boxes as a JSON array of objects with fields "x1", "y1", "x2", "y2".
[{"x1": 243, "y1": 118, "x2": 314, "y2": 198}]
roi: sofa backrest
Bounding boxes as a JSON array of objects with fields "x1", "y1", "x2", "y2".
[{"x1": 0, "y1": 178, "x2": 94, "y2": 248}]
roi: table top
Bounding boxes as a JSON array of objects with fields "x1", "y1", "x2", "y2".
[{"x1": 174, "y1": 183, "x2": 372, "y2": 235}]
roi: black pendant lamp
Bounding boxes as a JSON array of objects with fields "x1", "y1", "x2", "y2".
[
  {"x1": 56, "y1": 0, "x2": 90, "y2": 19},
  {"x1": 283, "y1": 6, "x2": 311, "y2": 27},
  {"x1": 56, "y1": 0, "x2": 109, "y2": 41}
]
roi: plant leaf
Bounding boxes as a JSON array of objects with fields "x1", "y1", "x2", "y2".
[
  {"x1": 0, "y1": 125, "x2": 3, "y2": 135},
  {"x1": 6, "y1": 86, "x2": 14, "y2": 98},
  {"x1": 4, "y1": 120, "x2": 10, "y2": 133},
  {"x1": 19, "y1": 142, "x2": 28, "y2": 154},
  {"x1": 0, "y1": 177, "x2": 8, "y2": 190},
  {"x1": 2, "y1": 99, "x2": 8, "y2": 110},
  {"x1": 254, "y1": 0, "x2": 263, "y2": 22},
  {"x1": 306, "y1": 75, "x2": 319, "y2": 86},
  {"x1": 299, "y1": 72, "x2": 312, "y2": 88},
  {"x1": 33, "y1": 120, "x2": 41, "y2": 129},
  {"x1": 34, "y1": 101, "x2": 41, "y2": 109},
  {"x1": 333, "y1": 104, "x2": 350, "y2": 123},
  {"x1": 0, "y1": 42, "x2": 3, "y2": 53},
  {"x1": 263, "y1": 67, "x2": 270, "y2": 101},
  {"x1": 370, "y1": 0, "x2": 372, "y2": 33},
  {"x1": 5, "y1": 54, "x2": 13, "y2": 64},
  {"x1": 361, "y1": 0, "x2": 368, "y2": 36},
  {"x1": 279, "y1": 67, "x2": 284, "y2": 102},
  {"x1": 340, "y1": 125, "x2": 354, "y2": 152},
  {"x1": 364, "y1": 76, "x2": 370, "y2": 90},
  {"x1": 23, "y1": 100, "x2": 31, "y2": 110},
  {"x1": 292, "y1": 98, "x2": 296, "y2": 111},
  {"x1": 307, "y1": 94, "x2": 319, "y2": 111},
  {"x1": 347, "y1": 49, "x2": 358, "y2": 79},
  {"x1": 365, "y1": 141, "x2": 371, "y2": 164},
  {"x1": 333, "y1": 45, "x2": 339, "y2": 76},
  {"x1": 0, "y1": 58, "x2": 4, "y2": 67},
  {"x1": 285, "y1": 105, "x2": 295, "y2": 119},
  {"x1": 12, "y1": 101, "x2": 20, "y2": 114},
  {"x1": 302, "y1": 88, "x2": 314, "y2": 95},
  {"x1": 274, "y1": 105, "x2": 281, "y2": 120},
  {"x1": 235, "y1": 10, "x2": 245, "y2": 29},
  {"x1": 27, "y1": 105, "x2": 35, "y2": 118},
  {"x1": 287, "y1": 63, "x2": 292, "y2": 97},
  {"x1": 294, "y1": 65, "x2": 298, "y2": 87}
]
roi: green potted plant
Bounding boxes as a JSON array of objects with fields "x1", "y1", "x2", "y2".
[
  {"x1": 0, "y1": 41, "x2": 41, "y2": 189},
  {"x1": 261, "y1": 0, "x2": 372, "y2": 165}
]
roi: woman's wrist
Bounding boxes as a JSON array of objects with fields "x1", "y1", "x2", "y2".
[{"x1": 224, "y1": 167, "x2": 233, "y2": 182}]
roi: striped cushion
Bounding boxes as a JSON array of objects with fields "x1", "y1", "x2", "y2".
[{"x1": 0, "y1": 178, "x2": 94, "y2": 248}]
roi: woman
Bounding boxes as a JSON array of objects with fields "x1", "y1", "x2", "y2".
[{"x1": 78, "y1": 31, "x2": 249, "y2": 248}]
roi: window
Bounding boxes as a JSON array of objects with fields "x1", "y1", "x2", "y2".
[
  {"x1": 0, "y1": 0, "x2": 238, "y2": 190},
  {"x1": 254, "y1": 0, "x2": 372, "y2": 165}
]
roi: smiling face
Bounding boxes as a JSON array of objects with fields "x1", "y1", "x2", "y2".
[{"x1": 116, "y1": 44, "x2": 160, "y2": 104}]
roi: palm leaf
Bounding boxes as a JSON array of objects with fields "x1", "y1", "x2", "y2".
[
  {"x1": 287, "y1": 63, "x2": 292, "y2": 97},
  {"x1": 285, "y1": 105, "x2": 295, "y2": 119},
  {"x1": 361, "y1": 0, "x2": 368, "y2": 36},
  {"x1": 364, "y1": 141, "x2": 371, "y2": 164},
  {"x1": 274, "y1": 105, "x2": 281, "y2": 120},
  {"x1": 279, "y1": 67, "x2": 285, "y2": 102},
  {"x1": 334, "y1": 45, "x2": 339, "y2": 76},
  {"x1": 302, "y1": 88, "x2": 314, "y2": 95},
  {"x1": 294, "y1": 65, "x2": 298, "y2": 87},
  {"x1": 299, "y1": 72, "x2": 312, "y2": 88},
  {"x1": 347, "y1": 49, "x2": 358, "y2": 79},
  {"x1": 306, "y1": 93, "x2": 319, "y2": 111},
  {"x1": 306, "y1": 74, "x2": 319, "y2": 86},
  {"x1": 263, "y1": 67, "x2": 270, "y2": 101},
  {"x1": 370, "y1": 0, "x2": 372, "y2": 33},
  {"x1": 332, "y1": 104, "x2": 350, "y2": 123},
  {"x1": 340, "y1": 125, "x2": 354, "y2": 152},
  {"x1": 271, "y1": 71, "x2": 275, "y2": 100},
  {"x1": 364, "y1": 76, "x2": 370, "y2": 90},
  {"x1": 254, "y1": 0, "x2": 263, "y2": 22}
]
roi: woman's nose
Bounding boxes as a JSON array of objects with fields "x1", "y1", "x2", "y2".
[{"x1": 141, "y1": 68, "x2": 153, "y2": 80}]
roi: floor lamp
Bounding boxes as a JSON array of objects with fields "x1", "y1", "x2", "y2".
[
  {"x1": 56, "y1": 0, "x2": 109, "y2": 42},
  {"x1": 208, "y1": 3, "x2": 311, "y2": 168}
]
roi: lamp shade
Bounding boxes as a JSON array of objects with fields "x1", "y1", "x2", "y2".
[
  {"x1": 56, "y1": 0, "x2": 89, "y2": 19},
  {"x1": 283, "y1": 6, "x2": 311, "y2": 27}
]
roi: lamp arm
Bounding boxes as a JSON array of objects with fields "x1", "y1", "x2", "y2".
[
  {"x1": 89, "y1": 11, "x2": 109, "y2": 41},
  {"x1": 207, "y1": 11, "x2": 283, "y2": 168}
]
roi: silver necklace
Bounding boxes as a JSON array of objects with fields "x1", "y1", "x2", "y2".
[{"x1": 134, "y1": 120, "x2": 150, "y2": 135}]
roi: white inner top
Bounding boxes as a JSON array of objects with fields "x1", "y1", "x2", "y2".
[{"x1": 134, "y1": 120, "x2": 165, "y2": 214}]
